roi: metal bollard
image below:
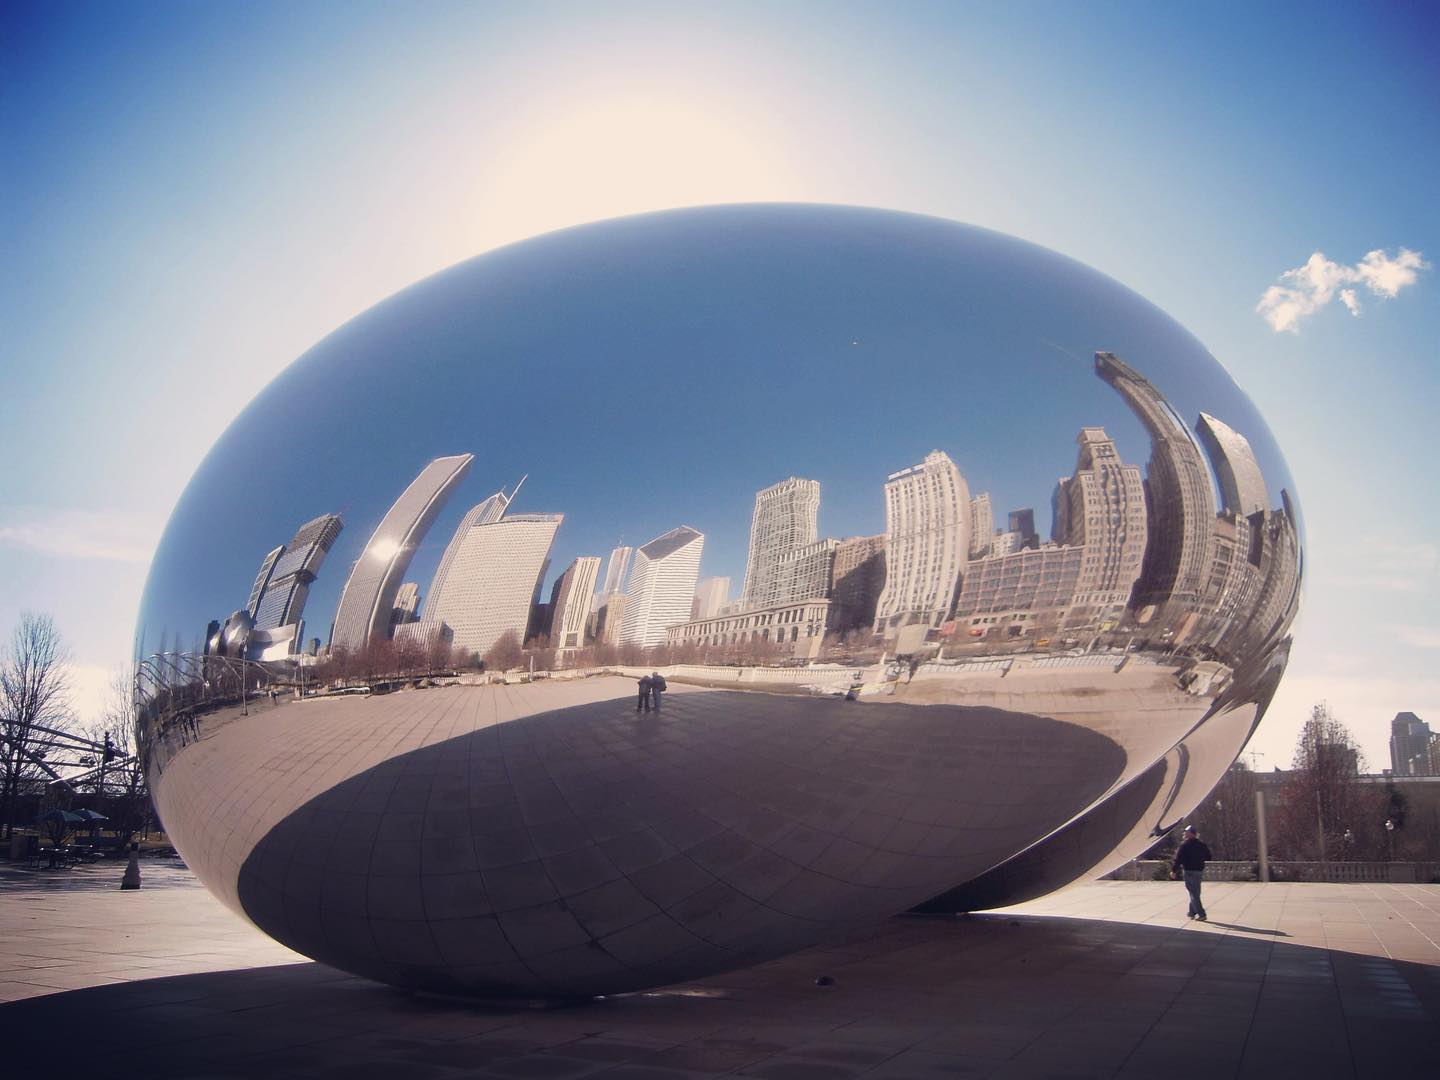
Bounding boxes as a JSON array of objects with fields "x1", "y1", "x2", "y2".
[{"x1": 121, "y1": 842, "x2": 142, "y2": 890}]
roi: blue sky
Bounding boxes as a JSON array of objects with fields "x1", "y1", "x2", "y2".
[{"x1": 3, "y1": 1, "x2": 1436, "y2": 771}]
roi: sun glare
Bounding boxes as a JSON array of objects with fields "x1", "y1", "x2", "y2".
[{"x1": 465, "y1": 91, "x2": 804, "y2": 252}]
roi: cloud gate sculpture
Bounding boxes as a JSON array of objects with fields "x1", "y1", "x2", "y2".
[{"x1": 136, "y1": 204, "x2": 1301, "y2": 999}]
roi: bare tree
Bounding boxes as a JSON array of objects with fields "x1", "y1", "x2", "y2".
[
  {"x1": 1274, "y1": 703, "x2": 1385, "y2": 860},
  {"x1": 98, "y1": 664, "x2": 151, "y2": 846},
  {"x1": 484, "y1": 630, "x2": 524, "y2": 673},
  {"x1": 1192, "y1": 762, "x2": 1258, "y2": 860},
  {"x1": 523, "y1": 634, "x2": 556, "y2": 674},
  {"x1": 1, "y1": 614, "x2": 73, "y2": 839}
]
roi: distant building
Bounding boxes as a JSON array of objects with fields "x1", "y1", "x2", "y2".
[
  {"x1": 828, "y1": 534, "x2": 885, "y2": 633},
  {"x1": 246, "y1": 546, "x2": 285, "y2": 618},
  {"x1": 426, "y1": 489, "x2": 512, "y2": 607},
  {"x1": 1391, "y1": 713, "x2": 1435, "y2": 777},
  {"x1": 741, "y1": 477, "x2": 821, "y2": 609},
  {"x1": 254, "y1": 513, "x2": 344, "y2": 634},
  {"x1": 393, "y1": 619, "x2": 452, "y2": 654},
  {"x1": 773, "y1": 538, "x2": 838, "y2": 604},
  {"x1": 968, "y1": 494, "x2": 993, "y2": 558},
  {"x1": 1051, "y1": 427, "x2": 1148, "y2": 630},
  {"x1": 600, "y1": 545, "x2": 633, "y2": 596},
  {"x1": 595, "y1": 593, "x2": 628, "y2": 646},
  {"x1": 391, "y1": 582, "x2": 421, "y2": 626},
  {"x1": 1008, "y1": 508, "x2": 1038, "y2": 551},
  {"x1": 954, "y1": 544, "x2": 1084, "y2": 637},
  {"x1": 1196, "y1": 412, "x2": 1268, "y2": 517},
  {"x1": 1096, "y1": 352, "x2": 1215, "y2": 627},
  {"x1": 990, "y1": 530, "x2": 1022, "y2": 557},
  {"x1": 427, "y1": 512, "x2": 562, "y2": 657},
  {"x1": 331, "y1": 454, "x2": 473, "y2": 652},
  {"x1": 1228, "y1": 491, "x2": 1302, "y2": 656},
  {"x1": 694, "y1": 576, "x2": 731, "y2": 621},
  {"x1": 873, "y1": 450, "x2": 969, "y2": 650},
  {"x1": 621, "y1": 526, "x2": 705, "y2": 648},
  {"x1": 667, "y1": 597, "x2": 831, "y2": 660},
  {"x1": 548, "y1": 556, "x2": 602, "y2": 651}
]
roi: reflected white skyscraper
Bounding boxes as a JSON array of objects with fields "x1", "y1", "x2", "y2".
[
  {"x1": 255, "y1": 514, "x2": 344, "y2": 633},
  {"x1": 426, "y1": 488, "x2": 513, "y2": 609},
  {"x1": 1052, "y1": 428, "x2": 1147, "y2": 628},
  {"x1": 330, "y1": 454, "x2": 473, "y2": 652},
  {"x1": 549, "y1": 556, "x2": 602, "y2": 650},
  {"x1": 873, "y1": 449, "x2": 969, "y2": 646},
  {"x1": 1196, "y1": 412, "x2": 1267, "y2": 517},
  {"x1": 741, "y1": 477, "x2": 820, "y2": 609},
  {"x1": 694, "y1": 576, "x2": 730, "y2": 621},
  {"x1": 246, "y1": 546, "x2": 284, "y2": 618},
  {"x1": 621, "y1": 526, "x2": 704, "y2": 648},
  {"x1": 600, "y1": 545, "x2": 633, "y2": 596},
  {"x1": 428, "y1": 513, "x2": 563, "y2": 657}
]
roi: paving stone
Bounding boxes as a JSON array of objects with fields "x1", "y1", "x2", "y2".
[{"x1": 2, "y1": 864, "x2": 1439, "y2": 1078}]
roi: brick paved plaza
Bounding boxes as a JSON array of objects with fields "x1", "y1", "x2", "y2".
[{"x1": 2, "y1": 861, "x2": 1437, "y2": 1078}]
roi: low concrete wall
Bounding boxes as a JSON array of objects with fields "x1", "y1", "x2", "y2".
[{"x1": 1105, "y1": 859, "x2": 1440, "y2": 883}]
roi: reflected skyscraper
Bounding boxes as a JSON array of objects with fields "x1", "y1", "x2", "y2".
[
  {"x1": 1096, "y1": 352, "x2": 1215, "y2": 627},
  {"x1": 1053, "y1": 428, "x2": 1147, "y2": 629},
  {"x1": 330, "y1": 454, "x2": 473, "y2": 652},
  {"x1": 873, "y1": 450, "x2": 969, "y2": 648},
  {"x1": 600, "y1": 545, "x2": 633, "y2": 597},
  {"x1": 548, "y1": 556, "x2": 601, "y2": 651},
  {"x1": 427, "y1": 488, "x2": 513, "y2": 609},
  {"x1": 254, "y1": 513, "x2": 344, "y2": 634},
  {"x1": 741, "y1": 477, "x2": 821, "y2": 609},
  {"x1": 1008, "y1": 508, "x2": 1038, "y2": 551},
  {"x1": 391, "y1": 582, "x2": 421, "y2": 626},
  {"x1": 621, "y1": 526, "x2": 704, "y2": 648},
  {"x1": 694, "y1": 576, "x2": 731, "y2": 621},
  {"x1": 428, "y1": 513, "x2": 563, "y2": 657},
  {"x1": 246, "y1": 547, "x2": 284, "y2": 618},
  {"x1": 1196, "y1": 412, "x2": 1267, "y2": 517},
  {"x1": 829, "y1": 534, "x2": 885, "y2": 633},
  {"x1": 968, "y1": 494, "x2": 993, "y2": 558}
]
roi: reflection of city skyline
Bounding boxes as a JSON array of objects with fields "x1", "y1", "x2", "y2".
[{"x1": 206, "y1": 350, "x2": 1298, "y2": 668}]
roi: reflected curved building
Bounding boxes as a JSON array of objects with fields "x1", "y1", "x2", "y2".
[{"x1": 135, "y1": 204, "x2": 1301, "y2": 999}]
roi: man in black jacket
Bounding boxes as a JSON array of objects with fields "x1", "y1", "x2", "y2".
[{"x1": 1171, "y1": 824, "x2": 1213, "y2": 921}]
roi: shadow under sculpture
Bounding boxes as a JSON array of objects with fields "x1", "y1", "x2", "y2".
[{"x1": 233, "y1": 691, "x2": 1125, "y2": 998}]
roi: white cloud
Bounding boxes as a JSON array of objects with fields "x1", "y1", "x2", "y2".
[
  {"x1": 0, "y1": 507, "x2": 162, "y2": 565},
  {"x1": 1256, "y1": 247, "x2": 1428, "y2": 333}
]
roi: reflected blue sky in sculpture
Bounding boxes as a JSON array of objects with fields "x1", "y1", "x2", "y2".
[{"x1": 138, "y1": 204, "x2": 1294, "y2": 650}]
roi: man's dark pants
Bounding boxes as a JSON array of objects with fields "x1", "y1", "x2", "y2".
[{"x1": 1184, "y1": 870, "x2": 1206, "y2": 918}]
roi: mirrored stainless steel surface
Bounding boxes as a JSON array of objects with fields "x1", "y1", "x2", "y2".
[{"x1": 134, "y1": 204, "x2": 1302, "y2": 998}]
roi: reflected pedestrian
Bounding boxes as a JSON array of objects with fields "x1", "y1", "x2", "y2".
[
  {"x1": 1170, "y1": 824, "x2": 1212, "y2": 921},
  {"x1": 649, "y1": 671, "x2": 667, "y2": 711},
  {"x1": 637, "y1": 673, "x2": 652, "y2": 711}
]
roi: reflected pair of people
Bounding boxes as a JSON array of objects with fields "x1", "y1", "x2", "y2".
[{"x1": 636, "y1": 671, "x2": 667, "y2": 711}]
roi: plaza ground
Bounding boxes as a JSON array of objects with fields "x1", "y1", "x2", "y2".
[{"x1": 2, "y1": 862, "x2": 1437, "y2": 1078}]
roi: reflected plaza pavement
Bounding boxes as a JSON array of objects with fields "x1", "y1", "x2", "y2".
[{"x1": 3, "y1": 857, "x2": 1437, "y2": 1080}]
